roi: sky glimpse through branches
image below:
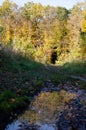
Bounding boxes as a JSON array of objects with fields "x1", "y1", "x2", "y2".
[{"x1": 0, "y1": 0, "x2": 85, "y2": 9}]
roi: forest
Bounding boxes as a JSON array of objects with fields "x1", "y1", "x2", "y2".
[
  {"x1": 0, "y1": 0, "x2": 86, "y2": 130},
  {"x1": 0, "y1": 0, "x2": 86, "y2": 64}
]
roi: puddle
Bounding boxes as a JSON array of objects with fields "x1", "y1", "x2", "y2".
[
  {"x1": 5, "y1": 90, "x2": 76, "y2": 130},
  {"x1": 5, "y1": 120, "x2": 20, "y2": 130},
  {"x1": 39, "y1": 124, "x2": 56, "y2": 130}
]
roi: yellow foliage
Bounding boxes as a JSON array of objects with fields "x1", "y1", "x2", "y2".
[
  {"x1": 82, "y1": 10, "x2": 86, "y2": 19},
  {"x1": 81, "y1": 10, "x2": 86, "y2": 32},
  {"x1": 81, "y1": 19, "x2": 86, "y2": 32}
]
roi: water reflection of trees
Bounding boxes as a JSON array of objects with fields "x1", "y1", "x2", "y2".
[{"x1": 19, "y1": 90, "x2": 76, "y2": 124}]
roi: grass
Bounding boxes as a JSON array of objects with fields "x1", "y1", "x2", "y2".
[
  {"x1": 0, "y1": 48, "x2": 86, "y2": 117},
  {"x1": 0, "y1": 48, "x2": 86, "y2": 87},
  {"x1": 0, "y1": 90, "x2": 30, "y2": 115},
  {"x1": 61, "y1": 61, "x2": 86, "y2": 76}
]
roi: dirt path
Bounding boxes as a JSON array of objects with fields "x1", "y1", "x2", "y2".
[
  {"x1": 44, "y1": 64, "x2": 86, "y2": 83},
  {"x1": 70, "y1": 75, "x2": 86, "y2": 82}
]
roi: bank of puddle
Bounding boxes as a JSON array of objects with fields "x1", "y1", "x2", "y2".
[{"x1": 4, "y1": 89, "x2": 78, "y2": 130}]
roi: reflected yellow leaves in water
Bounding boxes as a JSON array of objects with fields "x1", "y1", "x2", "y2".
[{"x1": 18, "y1": 90, "x2": 76, "y2": 124}]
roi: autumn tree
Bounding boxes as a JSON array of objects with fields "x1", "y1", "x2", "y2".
[
  {"x1": 0, "y1": 1, "x2": 86, "y2": 63},
  {"x1": 0, "y1": 0, "x2": 19, "y2": 43}
]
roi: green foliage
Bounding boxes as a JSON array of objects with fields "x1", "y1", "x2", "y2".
[
  {"x1": 79, "y1": 32, "x2": 86, "y2": 59},
  {"x1": 0, "y1": 90, "x2": 15, "y2": 102},
  {"x1": 62, "y1": 61, "x2": 86, "y2": 75},
  {"x1": 0, "y1": 90, "x2": 30, "y2": 114},
  {"x1": 56, "y1": 7, "x2": 69, "y2": 21},
  {"x1": 0, "y1": 25, "x2": 4, "y2": 32}
]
